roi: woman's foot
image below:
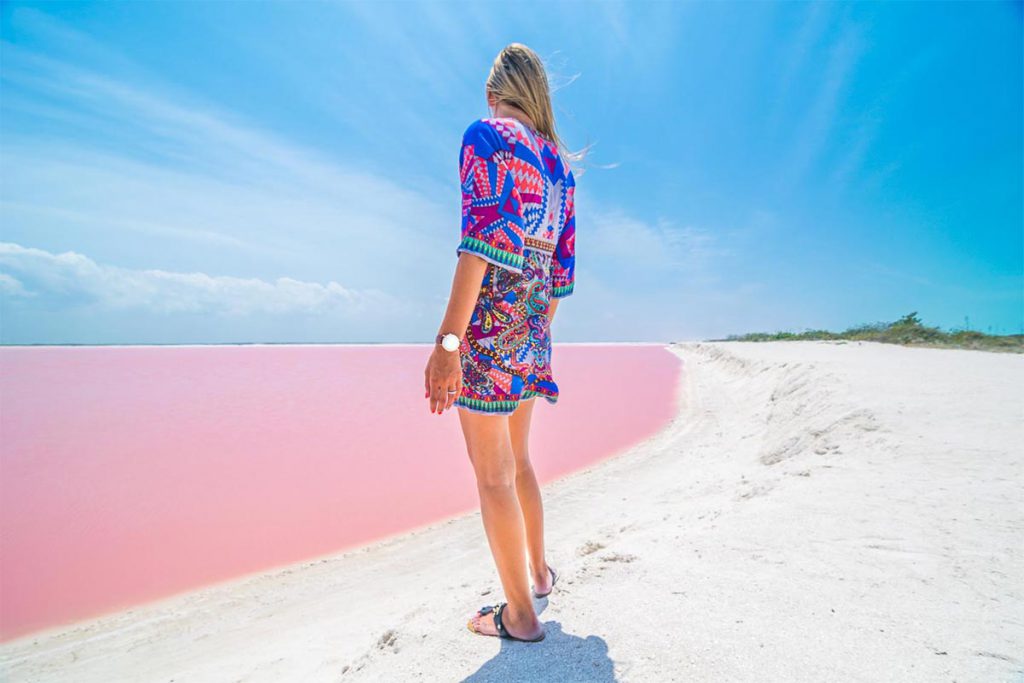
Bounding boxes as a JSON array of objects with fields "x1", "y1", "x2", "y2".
[
  {"x1": 530, "y1": 562, "x2": 553, "y2": 596},
  {"x1": 468, "y1": 603, "x2": 544, "y2": 640}
]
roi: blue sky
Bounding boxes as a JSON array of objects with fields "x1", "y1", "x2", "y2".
[{"x1": 1, "y1": 0, "x2": 1020, "y2": 344}]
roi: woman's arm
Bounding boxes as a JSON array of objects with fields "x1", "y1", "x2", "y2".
[{"x1": 425, "y1": 253, "x2": 489, "y2": 414}]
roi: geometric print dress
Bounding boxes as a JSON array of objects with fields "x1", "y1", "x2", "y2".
[{"x1": 453, "y1": 116, "x2": 576, "y2": 416}]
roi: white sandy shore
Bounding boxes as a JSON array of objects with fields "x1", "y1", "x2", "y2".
[{"x1": 2, "y1": 340, "x2": 1022, "y2": 682}]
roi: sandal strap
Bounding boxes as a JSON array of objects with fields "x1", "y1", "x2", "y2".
[{"x1": 492, "y1": 602, "x2": 509, "y2": 637}]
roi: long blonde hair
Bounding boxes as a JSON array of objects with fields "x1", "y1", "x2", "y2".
[{"x1": 486, "y1": 43, "x2": 588, "y2": 169}]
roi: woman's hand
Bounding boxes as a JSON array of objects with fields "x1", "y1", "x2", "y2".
[{"x1": 424, "y1": 346, "x2": 462, "y2": 414}]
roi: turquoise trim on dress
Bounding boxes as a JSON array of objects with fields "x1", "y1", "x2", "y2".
[
  {"x1": 455, "y1": 389, "x2": 557, "y2": 415},
  {"x1": 455, "y1": 395, "x2": 519, "y2": 413},
  {"x1": 457, "y1": 236, "x2": 524, "y2": 272},
  {"x1": 552, "y1": 282, "x2": 574, "y2": 298},
  {"x1": 522, "y1": 389, "x2": 559, "y2": 405}
]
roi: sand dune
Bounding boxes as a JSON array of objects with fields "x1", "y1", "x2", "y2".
[{"x1": 2, "y1": 340, "x2": 1021, "y2": 682}]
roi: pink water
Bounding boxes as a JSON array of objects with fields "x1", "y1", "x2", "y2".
[{"x1": 0, "y1": 343, "x2": 682, "y2": 642}]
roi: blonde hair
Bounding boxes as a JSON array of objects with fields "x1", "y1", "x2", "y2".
[{"x1": 486, "y1": 43, "x2": 588, "y2": 170}]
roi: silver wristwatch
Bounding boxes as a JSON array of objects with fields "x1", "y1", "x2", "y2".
[{"x1": 436, "y1": 332, "x2": 461, "y2": 352}]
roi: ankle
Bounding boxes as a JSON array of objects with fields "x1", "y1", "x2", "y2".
[{"x1": 504, "y1": 603, "x2": 539, "y2": 626}]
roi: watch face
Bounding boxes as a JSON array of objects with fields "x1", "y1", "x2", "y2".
[{"x1": 442, "y1": 334, "x2": 459, "y2": 351}]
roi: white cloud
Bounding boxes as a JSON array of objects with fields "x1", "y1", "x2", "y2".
[
  {"x1": 0, "y1": 242, "x2": 402, "y2": 317},
  {"x1": 0, "y1": 272, "x2": 33, "y2": 298}
]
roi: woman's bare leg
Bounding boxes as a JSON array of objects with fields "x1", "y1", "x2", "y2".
[
  {"x1": 507, "y1": 397, "x2": 552, "y2": 594},
  {"x1": 459, "y1": 407, "x2": 544, "y2": 640}
]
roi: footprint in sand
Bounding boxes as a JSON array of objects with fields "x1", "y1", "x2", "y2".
[
  {"x1": 376, "y1": 629, "x2": 398, "y2": 651},
  {"x1": 598, "y1": 552, "x2": 638, "y2": 563}
]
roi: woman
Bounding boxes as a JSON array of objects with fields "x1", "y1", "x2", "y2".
[{"x1": 423, "y1": 43, "x2": 578, "y2": 643}]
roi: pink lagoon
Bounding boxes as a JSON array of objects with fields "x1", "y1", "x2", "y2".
[{"x1": 0, "y1": 342, "x2": 682, "y2": 641}]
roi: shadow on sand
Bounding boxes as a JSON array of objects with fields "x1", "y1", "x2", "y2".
[{"x1": 462, "y1": 619, "x2": 617, "y2": 683}]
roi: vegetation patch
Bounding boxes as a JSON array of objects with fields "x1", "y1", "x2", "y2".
[{"x1": 717, "y1": 312, "x2": 1022, "y2": 353}]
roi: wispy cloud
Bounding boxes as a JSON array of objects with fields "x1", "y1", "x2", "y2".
[
  {"x1": 0, "y1": 31, "x2": 455, "y2": 296},
  {"x1": 765, "y1": 1, "x2": 834, "y2": 138},
  {"x1": 827, "y1": 43, "x2": 936, "y2": 193},
  {"x1": 583, "y1": 201, "x2": 733, "y2": 289},
  {"x1": 778, "y1": 21, "x2": 866, "y2": 190}
]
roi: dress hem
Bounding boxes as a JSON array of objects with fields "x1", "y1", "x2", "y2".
[{"x1": 455, "y1": 390, "x2": 558, "y2": 416}]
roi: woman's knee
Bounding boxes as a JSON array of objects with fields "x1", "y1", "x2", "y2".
[
  {"x1": 476, "y1": 474, "x2": 516, "y2": 494},
  {"x1": 512, "y1": 447, "x2": 534, "y2": 476},
  {"x1": 469, "y1": 447, "x2": 517, "y2": 489}
]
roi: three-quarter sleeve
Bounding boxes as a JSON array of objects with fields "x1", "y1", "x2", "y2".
[
  {"x1": 456, "y1": 119, "x2": 526, "y2": 273},
  {"x1": 551, "y1": 171, "x2": 576, "y2": 298}
]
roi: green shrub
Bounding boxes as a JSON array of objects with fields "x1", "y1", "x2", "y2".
[{"x1": 718, "y1": 311, "x2": 1022, "y2": 353}]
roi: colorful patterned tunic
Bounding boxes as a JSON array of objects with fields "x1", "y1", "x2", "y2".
[{"x1": 454, "y1": 116, "x2": 576, "y2": 415}]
